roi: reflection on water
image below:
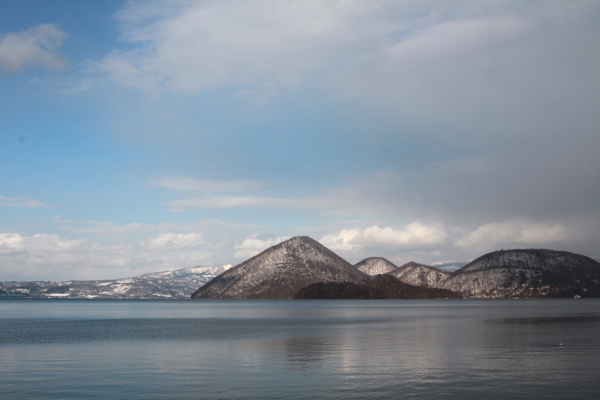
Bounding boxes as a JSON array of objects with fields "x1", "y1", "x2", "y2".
[{"x1": 1, "y1": 299, "x2": 599, "y2": 399}]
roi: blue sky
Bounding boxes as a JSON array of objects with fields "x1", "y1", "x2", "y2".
[{"x1": 1, "y1": 0, "x2": 599, "y2": 281}]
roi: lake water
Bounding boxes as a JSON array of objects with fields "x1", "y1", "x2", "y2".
[{"x1": 1, "y1": 299, "x2": 599, "y2": 399}]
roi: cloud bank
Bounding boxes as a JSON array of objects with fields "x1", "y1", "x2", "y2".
[
  {"x1": 321, "y1": 223, "x2": 448, "y2": 251},
  {"x1": 0, "y1": 215, "x2": 592, "y2": 281}
]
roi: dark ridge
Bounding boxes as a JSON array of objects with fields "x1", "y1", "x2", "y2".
[
  {"x1": 293, "y1": 281, "x2": 385, "y2": 299},
  {"x1": 368, "y1": 275, "x2": 462, "y2": 299},
  {"x1": 293, "y1": 275, "x2": 462, "y2": 299}
]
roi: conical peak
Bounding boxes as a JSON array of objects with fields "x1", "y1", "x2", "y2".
[
  {"x1": 355, "y1": 257, "x2": 398, "y2": 276},
  {"x1": 355, "y1": 257, "x2": 397, "y2": 267},
  {"x1": 192, "y1": 235, "x2": 366, "y2": 299},
  {"x1": 271, "y1": 236, "x2": 329, "y2": 254},
  {"x1": 362, "y1": 257, "x2": 392, "y2": 262},
  {"x1": 400, "y1": 261, "x2": 422, "y2": 268},
  {"x1": 233, "y1": 235, "x2": 350, "y2": 270},
  {"x1": 282, "y1": 236, "x2": 320, "y2": 246}
]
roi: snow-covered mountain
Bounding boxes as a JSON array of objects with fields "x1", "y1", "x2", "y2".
[
  {"x1": 192, "y1": 241, "x2": 600, "y2": 299},
  {"x1": 354, "y1": 257, "x2": 398, "y2": 276},
  {"x1": 389, "y1": 262, "x2": 452, "y2": 288},
  {"x1": 0, "y1": 265, "x2": 232, "y2": 299},
  {"x1": 387, "y1": 250, "x2": 600, "y2": 298},
  {"x1": 192, "y1": 236, "x2": 370, "y2": 299},
  {"x1": 5, "y1": 243, "x2": 598, "y2": 300}
]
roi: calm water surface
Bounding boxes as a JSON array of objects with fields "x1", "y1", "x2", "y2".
[{"x1": 1, "y1": 299, "x2": 599, "y2": 399}]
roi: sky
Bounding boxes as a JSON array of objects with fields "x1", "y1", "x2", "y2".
[{"x1": 1, "y1": 0, "x2": 599, "y2": 281}]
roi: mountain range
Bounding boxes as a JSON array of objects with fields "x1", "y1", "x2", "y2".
[
  {"x1": 0, "y1": 265, "x2": 231, "y2": 299},
  {"x1": 3, "y1": 236, "x2": 599, "y2": 300},
  {"x1": 397, "y1": 249, "x2": 600, "y2": 298},
  {"x1": 193, "y1": 237, "x2": 600, "y2": 299}
]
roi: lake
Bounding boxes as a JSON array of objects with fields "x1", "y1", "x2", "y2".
[{"x1": 1, "y1": 299, "x2": 599, "y2": 399}]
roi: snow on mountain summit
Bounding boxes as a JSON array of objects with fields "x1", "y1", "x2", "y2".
[{"x1": 354, "y1": 257, "x2": 398, "y2": 276}]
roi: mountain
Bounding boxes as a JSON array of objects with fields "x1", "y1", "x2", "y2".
[
  {"x1": 430, "y1": 261, "x2": 466, "y2": 272},
  {"x1": 294, "y1": 275, "x2": 462, "y2": 299},
  {"x1": 354, "y1": 257, "x2": 398, "y2": 276},
  {"x1": 192, "y1": 236, "x2": 370, "y2": 299},
  {"x1": 387, "y1": 250, "x2": 600, "y2": 298},
  {"x1": 388, "y1": 262, "x2": 452, "y2": 288},
  {"x1": 0, "y1": 265, "x2": 232, "y2": 299},
  {"x1": 447, "y1": 249, "x2": 600, "y2": 298}
]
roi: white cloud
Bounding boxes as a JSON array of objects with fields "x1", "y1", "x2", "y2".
[
  {"x1": 95, "y1": 0, "x2": 391, "y2": 94},
  {"x1": 56, "y1": 220, "x2": 152, "y2": 234},
  {"x1": 53, "y1": 218, "x2": 262, "y2": 237},
  {"x1": 320, "y1": 228, "x2": 360, "y2": 251},
  {"x1": 0, "y1": 231, "x2": 221, "y2": 281},
  {"x1": 233, "y1": 234, "x2": 289, "y2": 258},
  {"x1": 152, "y1": 175, "x2": 269, "y2": 193},
  {"x1": 165, "y1": 195, "x2": 331, "y2": 211},
  {"x1": 0, "y1": 232, "x2": 85, "y2": 253},
  {"x1": 140, "y1": 233, "x2": 205, "y2": 250},
  {"x1": 0, "y1": 233, "x2": 133, "y2": 280},
  {"x1": 0, "y1": 225, "x2": 290, "y2": 281},
  {"x1": 0, "y1": 196, "x2": 49, "y2": 208},
  {"x1": 0, "y1": 217, "x2": 275, "y2": 280},
  {"x1": 321, "y1": 222, "x2": 448, "y2": 251},
  {"x1": 0, "y1": 215, "x2": 594, "y2": 282},
  {"x1": 364, "y1": 223, "x2": 448, "y2": 245},
  {"x1": 455, "y1": 220, "x2": 567, "y2": 248},
  {"x1": 0, "y1": 24, "x2": 67, "y2": 73}
]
